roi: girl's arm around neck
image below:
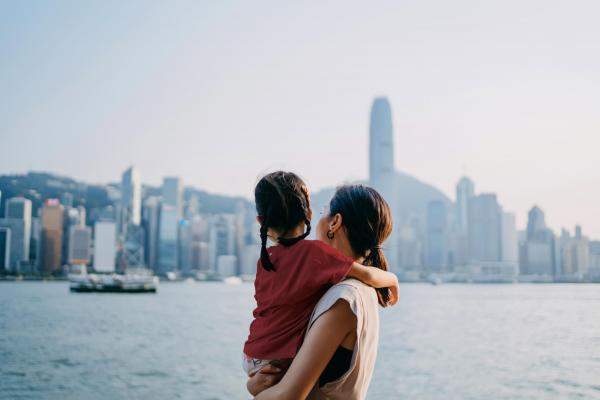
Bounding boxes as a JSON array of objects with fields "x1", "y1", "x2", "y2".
[{"x1": 346, "y1": 262, "x2": 399, "y2": 305}]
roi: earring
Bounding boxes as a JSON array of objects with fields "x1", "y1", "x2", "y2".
[{"x1": 327, "y1": 230, "x2": 334, "y2": 239}]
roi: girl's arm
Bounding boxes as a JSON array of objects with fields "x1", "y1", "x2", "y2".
[
  {"x1": 253, "y1": 299, "x2": 356, "y2": 400},
  {"x1": 346, "y1": 262, "x2": 399, "y2": 305}
]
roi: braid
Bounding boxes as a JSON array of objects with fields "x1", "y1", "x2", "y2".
[{"x1": 259, "y1": 220, "x2": 275, "y2": 272}]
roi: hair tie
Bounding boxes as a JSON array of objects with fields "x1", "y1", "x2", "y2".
[{"x1": 371, "y1": 244, "x2": 382, "y2": 251}]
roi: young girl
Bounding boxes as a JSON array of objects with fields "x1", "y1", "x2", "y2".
[{"x1": 243, "y1": 171, "x2": 399, "y2": 381}]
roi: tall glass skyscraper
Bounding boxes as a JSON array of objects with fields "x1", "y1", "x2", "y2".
[
  {"x1": 159, "y1": 177, "x2": 182, "y2": 274},
  {"x1": 368, "y1": 97, "x2": 398, "y2": 271}
]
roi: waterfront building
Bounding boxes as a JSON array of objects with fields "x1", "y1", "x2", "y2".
[
  {"x1": 178, "y1": 220, "x2": 193, "y2": 276},
  {"x1": 468, "y1": 194, "x2": 502, "y2": 262},
  {"x1": 5, "y1": 197, "x2": 32, "y2": 265},
  {"x1": 0, "y1": 227, "x2": 10, "y2": 270},
  {"x1": 94, "y1": 221, "x2": 116, "y2": 273},
  {"x1": 519, "y1": 206, "x2": 555, "y2": 276},
  {"x1": 0, "y1": 218, "x2": 24, "y2": 271},
  {"x1": 425, "y1": 200, "x2": 448, "y2": 271},
  {"x1": 501, "y1": 212, "x2": 518, "y2": 263},
  {"x1": 192, "y1": 241, "x2": 210, "y2": 272},
  {"x1": 209, "y1": 214, "x2": 236, "y2": 273},
  {"x1": 561, "y1": 226, "x2": 590, "y2": 278},
  {"x1": 68, "y1": 225, "x2": 92, "y2": 265},
  {"x1": 120, "y1": 166, "x2": 142, "y2": 228},
  {"x1": 589, "y1": 241, "x2": 600, "y2": 278},
  {"x1": 217, "y1": 254, "x2": 237, "y2": 277},
  {"x1": 456, "y1": 177, "x2": 475, "y2": 233},
  {"x1": 142, "y1": 196, "x2": 161, "y2": 271},
  {"x1": 158, "y1": 177, "x2": 183, "y2": 274},
  {"x1": 118, "y1": 167, "x2": 144, "y2": 270},
  {"x1": 41, "y1": 199, "x2": 64, "y2": 274},
  {"x1": 240, "y1": 244, "x2": 260, "y2": 276}
]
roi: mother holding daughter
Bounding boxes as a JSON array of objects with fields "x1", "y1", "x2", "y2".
[{"x1": 244, "y1": 171, "x2": 397, "y2": 399}]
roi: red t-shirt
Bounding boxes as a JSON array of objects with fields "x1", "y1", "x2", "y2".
[{"x1": 243, "y1": 240, "x2": 354, "y2": 360}]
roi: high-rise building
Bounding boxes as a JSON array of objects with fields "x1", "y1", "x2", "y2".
[
  {"x1": 41, "y1": 199, "x2": 64, "y2": 274},
  {"x1": 425, "y1": 201, "x2": 448, "y2": 271},
  {"x1": 159, "y1": 177, "x2": 183, "y2": 274},
  {"x1": 68, "y1": 225, "x2": 92, "y2": 265},
  {"x1": 120, "y1": 166, "x2": 142, "y2": 228},
  {"x1": 526, "y1": 206, "x2": 547, "y2": 240},
  {"x1": 519, "y1": 206, "x2": 555, "y2": 276},
  {"x1": 94, "y1": 221, "x2": 116, "y2": 273},
  {"x1": 0, "y1": 219, "x2": 24, "y2": 271},
  {"x1": 118, "y1": 167, "x2": 144, "y2": 270},
  {"x1": 501, "y1": 212, "x2": 518, "y2": 263},
  {"x1": 468, "y1": 194, "x2": 502, "y2": 262},
  {"x1": 0, "y1": 197, "x2": 33, "y2": 271},
  {"x1": 368, "y1": 97, "x2": 398, "y2": 272},
  {"x1": 561, "y1": 225, "x2": 590, "y2": 277},
  {"x1": 0, "y1": 227, "x2": 10, "y2": 270},
  {"x1": 178, "y1": 220, "x2": 193, "y2": 276},
  {"x1": 456, "y1": 177, "x2": 475, "y2": 232},
  {"x1": 142, "y1": 196, "x2": 161, "y2": 271},
  {"x1": 209, "y1": 214, "x2": 236, "y2": 273},
  {"x1": 589, "y1": 241, "x2": 600, "y2": 278}
]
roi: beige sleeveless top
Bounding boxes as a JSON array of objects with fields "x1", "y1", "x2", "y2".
[{"x1": 305, "y1": 278, "x2": 380, "y2": 400}]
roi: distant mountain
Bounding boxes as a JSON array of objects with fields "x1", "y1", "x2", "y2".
[
  {"x1": 0, "y1": 172, "x2": 253, "y2": 220},
  {"x1": 310, "y1": 170, "x2": 452, "y2": 226}
]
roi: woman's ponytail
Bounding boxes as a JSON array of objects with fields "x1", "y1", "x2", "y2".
[{"x1": 363, "y1": 246, "x2": 391, "y2": 307}]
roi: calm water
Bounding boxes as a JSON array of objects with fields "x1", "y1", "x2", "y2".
[{"x1": 1, "y1": 282, "x2": 599, "y2": 400}]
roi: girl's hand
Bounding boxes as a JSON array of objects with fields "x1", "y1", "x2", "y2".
[
  {"x1": 247, "y1": 365, "x2": 284, "y2": 396},
  {"x1": 387, "y1": 281, "x2": 399, "y2": 306}
]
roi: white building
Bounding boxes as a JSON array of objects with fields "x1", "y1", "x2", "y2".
[{"x1": 94, "y1": 221, "x2": 116, "y2": 272}]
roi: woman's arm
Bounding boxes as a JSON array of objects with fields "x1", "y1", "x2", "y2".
[
  {"x1": 253, "y1": 299, "x2": 357, "y2": 400},
  {"x1": 347, "y1": 262, "x2": 399, "y2": 305}
]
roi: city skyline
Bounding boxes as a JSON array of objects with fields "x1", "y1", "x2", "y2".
[{"x1": 2, "y1": 1, "x2": 599, "y2": 237}]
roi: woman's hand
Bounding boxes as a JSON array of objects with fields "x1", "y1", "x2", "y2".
[{"x1": 246, "y1": 364, "x2": 284, "y2": 396}]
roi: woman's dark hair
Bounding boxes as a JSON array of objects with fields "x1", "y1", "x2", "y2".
[
  {"x1": 255, "y1": 171, "x2": 312, "y2": 271},
  {"x1": 329, "y1": 185, "x2": 393, "y2": 306}
]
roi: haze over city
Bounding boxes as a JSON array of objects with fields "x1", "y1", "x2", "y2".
[{"x1": 1, "y1": 1, "x2": 599, "y2": 236}]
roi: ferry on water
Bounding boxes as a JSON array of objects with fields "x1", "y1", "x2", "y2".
[{"x1": 68, "y1": 265, "x2": 158, "y2": 293}]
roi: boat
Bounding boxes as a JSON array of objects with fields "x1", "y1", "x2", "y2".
[
  {"x1": 223, "y1": 276, "x2": 243, "y2": 285},
  {"x1": 68, "y1": 266, "x2": 158, "y2": 293}
]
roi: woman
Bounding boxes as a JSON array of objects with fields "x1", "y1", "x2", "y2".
[{"x1": 249, "y1": 184, "x2": 394, "y2": 399}]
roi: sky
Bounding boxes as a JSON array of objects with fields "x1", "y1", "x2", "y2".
[{"x1": 1, "y1": 0, "x2": 599, "y2": 237}]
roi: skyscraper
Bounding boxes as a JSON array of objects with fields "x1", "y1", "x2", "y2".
[
  {"x1": 94, "y1": 221, "x2": 116, "y2": 273},
  {"x1": 118, "y1": 166, "x2": 144, "y2": 270},
  {"x1": 41, "y1": 199, "x2": 64, "y2": 274},
  {"x1": 142, "y1": 196, "x2": 161, "y2": 271},
  {"x1": 425, "y1": 200, "x2": 448, "y2": 271},
  {"x1": 2, "y1": 197, "x2": 32, "y2": 268},
  {"x1": 68, "y1": 225, "x2": 92, "y2": 265},
  {"x1": 159, "y1": 177, "x2": 183, "y2": 274},
  {"x1": 368, "y1": 97, "x2": 398, "y2": 272},
  {"x1": 500, "y1": 212, "x2": 518, "y2": 263},
  {"x1": 0, "y1": 227, "x2": 10, "y2": 270},
  {"x1": 120, "y1": 166, "x2": 142, "y2": 228},
  {"x1": 456, "y1": 177, "x2": 475, "y2": 232},
  {"x1": 468, "y1": 194, "x2": 502, "y2": 262},
  {"x1": 520, "y1": 206, "x2": 555, "y2": 276}
]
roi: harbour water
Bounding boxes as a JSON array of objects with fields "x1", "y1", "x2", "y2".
[{"x1": 1, "y1": 282, "x2": 599, "y2": 400}]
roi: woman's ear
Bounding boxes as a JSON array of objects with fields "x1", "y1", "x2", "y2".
[{"x1": 329, "y1": 213, "x2": 343, "y2": 233}]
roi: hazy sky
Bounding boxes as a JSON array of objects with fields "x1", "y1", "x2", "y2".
[{"x1": 1, "y1": 1, "x2": 599, "y2": 237}]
